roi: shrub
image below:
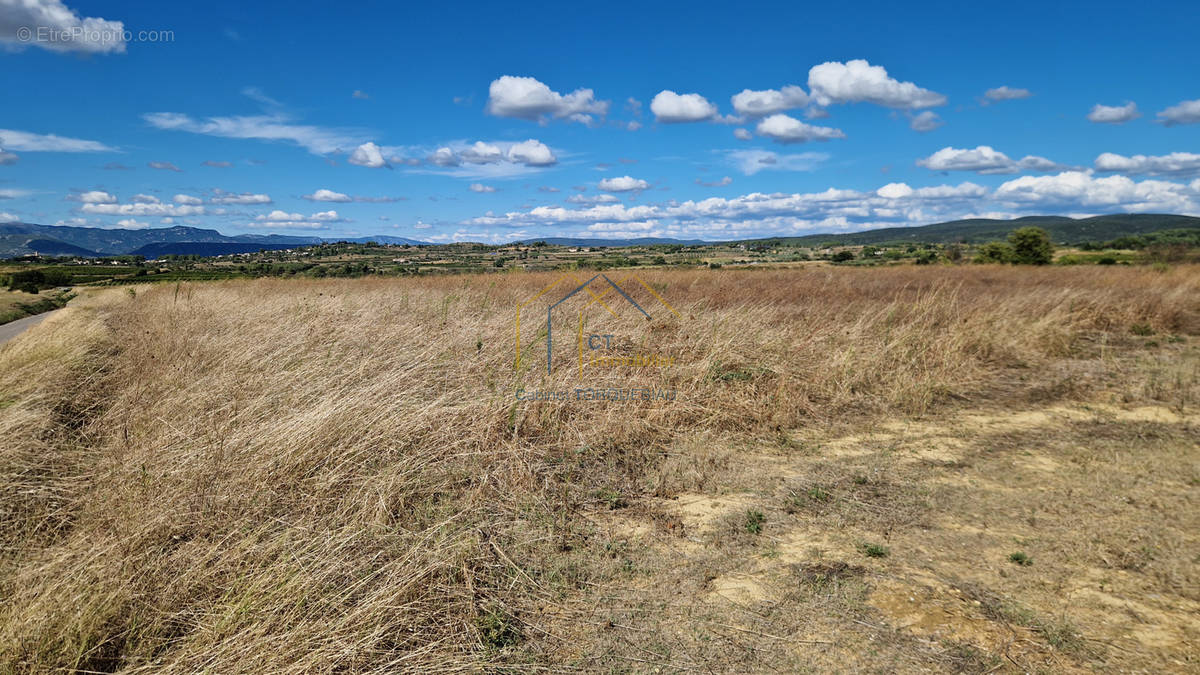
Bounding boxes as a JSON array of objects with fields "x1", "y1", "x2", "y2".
[
  {"x1": 1008, "y1": 227, "x2": 1054, "y2": 265},
  {"x1": 1008, "y1": 551, "x2": 1033, "y2": 566},
  {"x1": 974, "y1": 242, "x2": 1014, "y2": 264},
  {"x1": 831, "y1": 251, "x2": 855, "y2": 263},
  {"x1": 861, "y1": 543, "x2": 889, "y2": 558},
  {"x1": 745, "y1": 510, "x2": 765, "y2": 534}
]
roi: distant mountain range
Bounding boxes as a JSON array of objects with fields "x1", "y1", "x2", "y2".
[
  {"x1": 0, "y1": 223, "x2": 428, "y2": 258},
  {"x1": 2, "y1": 214, "x2": 1198, "y2": 258}
]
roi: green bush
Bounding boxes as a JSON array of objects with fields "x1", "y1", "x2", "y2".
[
  {"x1": 1008, "y1": 226, "x2": 1054, "y2": 265},
  {"x1": 974, "y1": 241, "x2": 1014, "y2": 264}
]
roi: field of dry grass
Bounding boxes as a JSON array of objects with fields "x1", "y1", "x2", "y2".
[{"x1": 1, "y1": 265, "x2": 1197, "y2": 673}]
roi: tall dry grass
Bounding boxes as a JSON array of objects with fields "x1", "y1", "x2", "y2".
[{"x1": 0, "y1": 265, "x2": 1196, "y2": 672}]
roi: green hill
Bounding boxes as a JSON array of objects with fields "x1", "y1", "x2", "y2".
[{"x1": 747, "y1": 214, "x2": 1200, "y2": 247}]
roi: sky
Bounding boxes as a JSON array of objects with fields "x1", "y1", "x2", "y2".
[{"x1": 1, "y1": 0, "x2": 1199, "y2": 243}]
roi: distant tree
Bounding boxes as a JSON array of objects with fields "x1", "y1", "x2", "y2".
[
  {"x1": 860, "y1": 246, "x2": 878, "y2": 260},
  {"x1": 1008, "y1": 227, "x2": 1054, "y2": 265},
  {"x1": 831, "y1": 250, "x2": 855, "y2": 263},
  {"x1": 974, "y1": 242, "x2": 1014, "y2": 264},
  {"x1": 944, "y1": 243, "x2": 963, "y2": 263}
]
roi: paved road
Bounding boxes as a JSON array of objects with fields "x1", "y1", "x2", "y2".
[{"x1": 0, "y1": 309, "x2": 61, "y2": 347}]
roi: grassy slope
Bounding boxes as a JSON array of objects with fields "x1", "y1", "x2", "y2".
[
  {"x1": 1, "y1": 267, "x2": 1197, "y2": 672},
  {"x1": 754, "y1": 214, "x2": 1200, "y2": 246}
]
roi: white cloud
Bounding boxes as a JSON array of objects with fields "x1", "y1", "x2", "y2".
[
  {"x1": 210, "y1": 191, "x2": 272, "y2": 205},
  {"x1": 0, "y1": 212, "x2": 17, "y2": 222},
  {"x1": 650, "y1": 91, "x2": 718, "y2": 123},
  {"x1": 994, "y1": 171, "x2": 1198, "y2": 212},
  {"x1": 303, "y1": 188, "x2": 352, "y2": 202},
  {"x1": 248, "y1": 209, "x2": 341, "y2": 229},
  {"x1": 755, "y1": 114, "x2": 845, "y2": 144},
  {"x1": 463, "y1": 180, "x2": 995, "y2": 239},
  {"x1": 352, "y1": 90, "x2": 369, "y2": 100},
  {"x1": 917, "y1": 146, "x2": 1063, "y2": 174},
  {"x1": 485, "y1": 75, "x2": 609, "y2": 125},
  {"x1": 459, "y1": 141, "x2": 503, "y2": 164},
  {"x1": 115, "y1": 219, "x2": 150, "y2": 229},
  {"x1": 74, "y1": 190, "x2": 116, "y2": 204},
  {"x1": 0, "y1": 189, "x2": 30, "y2": 199},
  {"x1": 143, "y1": 112, "x2": 370, "y2": 155},
  {"x1": 348, "y1": 141, "x2": 387, "y2": 168},
  {"x1": 173, "y1": 194, "x2": 203, "y2": 205},
  {"x1": 598, "y1": 175, "x2": 649, "y2": 192},
  {"x1": 414, "y1": 140, "x2": 558, "y2": 177},
  {"x1": 1157, "y1": 99, "x2": 1200, "y2": 126},
  {"x1": 469, "y1": 183, "x2": 497, "y2": 193},
  {"x1": 131, "y1": 194, "x2": 160, "y2": 204},
  {"x1": 0, "y1": 0, "x2": 125, "y2": 54},
  {"x1": 1095, "y1": 152, "x2": 1200, "y2": 177},
  {"x1": 1087, "y1": 102, "x2": 1140, "y2": 124},
  {"x1": 0, "y1": 149, "x2": 17, "y2": 164},
  {"x1": 730, "y1": 86, "x2": 809, "y2": 117},
  {"x1": 566, "y1": 194, "x2": 620, "y2": 205},
  {"x1": 726, "y1": 149, "x2": 829, "y2": 176},
  {"x1": 696, "y1": 176, "x2": 733, "y2": 187},
  {"x1": 909, "y1": 111, "x2": 943, "y2": 132},
  {"x1": 807, "y1": 59, "x2": 946, "y2": 109},
  {"x1": 505, "y1": 139, "x2": 556, "y2": 166},
  {"x1": 982, "y1": 86, "x2": 1032, "y2": 104},
  {"x1": 82, "y1": 202, "x2": 205, "y2": 217},
  {"x1": 733, "y1": 128, "x2": 752, "y2": 141},
  {"x1": 0, "y1": 128, "x2": 115, "y2": 152},
  {"x1": 148, "y1": 161, "x2": 181, "y2": 172}
]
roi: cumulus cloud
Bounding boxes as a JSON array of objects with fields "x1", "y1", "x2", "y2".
[
  {"x1": 72, "y1": 190, "x2": 116, "y2": 204},
  {"x1": 807, "y1": 59, "x2": 946, "y2": 109},
  {"x1": 1157, "y1": 99, "x2": 1200, "y2": 126},
  {"x1": 462, "y1": 180, "x2": 994, "y2": 239},
  {"x1": 1087, "y1": 102, "x2": 1140, "y2": 124},
  {"x1": 143, "y1": 112, "x2": 370, "y2": 156},
  {"x1": 730, "y1": 86, "x2": 809, "y2": 117},
  {"x1": 303, "y1": 188, "x2": 352, "y2": 202},
  {"x1": 725, "y1": 149, "x2": 829, "y2": 176},
  {"x1": 755, "y1": 114, "x2": 845, "y2": 144},
  {"x1": 131, "y1": 194, "x2": 160, "y2": 204},
  {"x1": 0, "y1": 188, "x2": 30, "y2": 199},
  {"x1": 115, "y1": 219, "x2": 151, "y2": 229},
  {"x1": 505, "y1": 139, "x2": 556, "y2": 166},
  {"x1": 566, "y1": 193, "x2": 620, "y2": 205},
  {"x1": 650, "y1": 91, "x2": 718, "y2": 123},
  {"x1": 981, "y1": 86, "x2": 1032, "y2": 104},
  {"x1": 598, "y1": 175, "x2": 649, "y2": 192},
  {"x1": 148, "y1": 161, "x2": 181, "y2": 172},
  {"x1": 696, "y1": 176, "x2": 733, "y2": 187},
  {"x1": 209, "y1": 190, "x2": 271, "y2": 205},
  {"x1": 486, "y1": 75, "x2": 609, "y2": 125},
  {"x1": 0, "y1": 212, "x2": 17, "y2": 222},
  {"x1": 173, "y1": 194, "x2": 202, "y2": 205},
  {"x1": 417, "y1": 140, "x2": 557, "y2": 177},
  {"x1": 733, "y1": 128, "x2": 752, "y2": 141},
  {"x1": 469, "y1": 183, "x2": 497, "y2": 193},
  {"x1": 0, "y1": 0, "x2": 126, "y2": 54},
  {"x1": 348, "y1": 141, "x2": 388, "y2": 168},
  {"x1": 994, "y1": 171, "x2": 1199, "y2": 213},
  {"x1": 0, "y1": 128, "x2": 115, "y2": 152},
  {"x1": 0, "y1": 149, "x2": 16, "y2": 164},
  {"x1": 917, "y1": 146, "x2": 1063, "y2": 174},
  {"x1": 82, "y1": 202, "x2": 205, "y2": 217},
  {"x1": 908, "y1": 111, "x2": 943, "y2": 132},
  {"x1": 248, "y1": 209, "x2": 342, "y2": 229},
  {"x1": 1094, "y1": 152, "x2": 1200, "y2": 177}
]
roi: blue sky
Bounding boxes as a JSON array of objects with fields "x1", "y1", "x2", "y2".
[{"x1": 2, "y1": 0, "x2": 1198, "y2": 242}]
